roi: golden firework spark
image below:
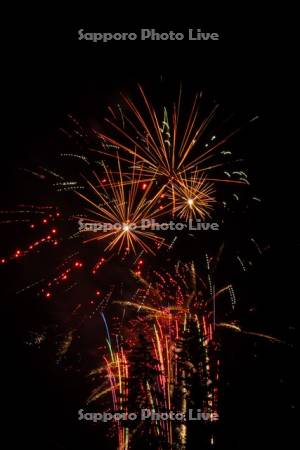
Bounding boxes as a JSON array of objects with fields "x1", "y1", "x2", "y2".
[
  {"x1": 76, "y1": 154, "x2": 167, "y2": 255},
  {"x1": 167, "y1": 170, "x2": 216, "y2": 220}
]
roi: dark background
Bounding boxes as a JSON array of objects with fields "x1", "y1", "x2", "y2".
[{"x1": 1, "y1": 10, "x2": 296, "y2": 450}]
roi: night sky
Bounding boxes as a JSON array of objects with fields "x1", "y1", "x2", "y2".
[{"x1": 1, "y1": 11, "x2": 296, "y2": 450}]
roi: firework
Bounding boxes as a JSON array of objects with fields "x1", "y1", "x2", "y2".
[
  {"x1": 2, "y1": 81, "x2": 283, "y2": 450},
  {"x1": 95, "y1": 85, "x2": 242, "y2": 218},
  {"x1": 88, "y1": 261, "x2": 224, "y2": 449},
  {"x1": 76, "y1": 153, "x2": 167, "y2": 255},
  {"x1": 166, "y1": 170, "x2": 216, "y2": 221},
  {"x1": 86, "y1": 249, "x2": 287, "y2": 449}
]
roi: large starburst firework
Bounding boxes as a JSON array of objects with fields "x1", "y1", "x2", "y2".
[
  {"x1": 76, "y1": 153, "x2": 167, "y2": 254},
  {"x1": 95, "y1": 85, "x2": 242, "y2": 217}
]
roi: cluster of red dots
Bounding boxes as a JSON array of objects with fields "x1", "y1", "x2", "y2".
[
  {"x1": 90, "y1": 290, "x2": 101, "y2": 305},
  {"x1": 1, "y1": 212, "x2": 61, "y2": 264},
  {"x1": 28, "y1": 227, "x2": 58, "y2": 252},
  {"x1": 92, "y1": 257, "x2": 106, "y2": 275},
  {"x1": 134, "y1": 259, "x2": 144, "y2": 276},
  {"x1": 42, "y1": 260, "x2": 83, "y2": 300}
]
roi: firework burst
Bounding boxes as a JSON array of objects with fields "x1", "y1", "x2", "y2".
[
  {"x1": 88, "y1": 261, "x2": 225, "y2": 449},
  {"x1": 76, "y1": 153, "x2": 168, "y2": 254},
  {"x1": 1, "y1": 82, "x2": 274, "y2": 450},
  {"x1": 94, "y1": 85, "x2": 242, "y2": 218},
  {"x1": 166, "y1": 170, "x2": 216, "y2": 221}
]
